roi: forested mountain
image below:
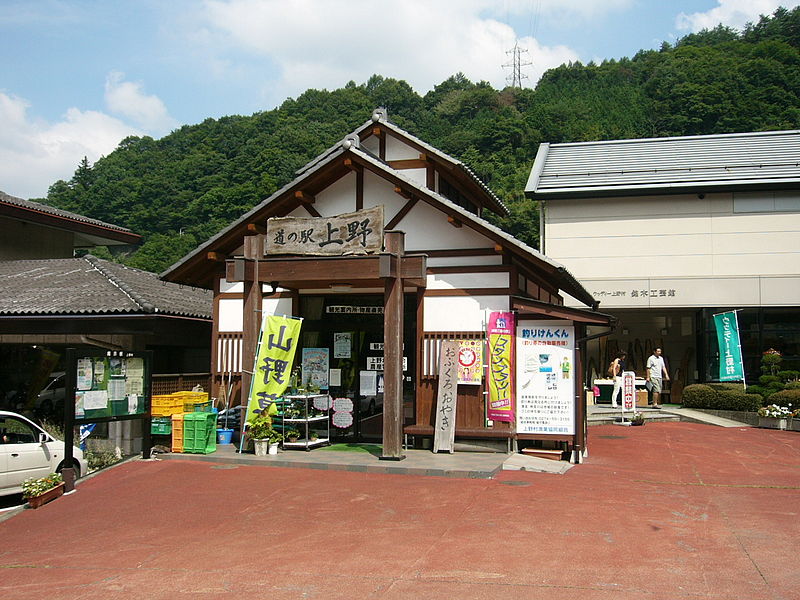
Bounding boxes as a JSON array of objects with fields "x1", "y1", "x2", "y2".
[{"x1": 43, "y1": 7, "x2": 800, "y2": 274}]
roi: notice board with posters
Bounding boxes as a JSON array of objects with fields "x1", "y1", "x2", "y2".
[
  {"x1": 515, "y1": 320, "x2": 575, "y2": 436},
  {"x1": 62, "y1": 348, "x2": 154, "y2": 489}
]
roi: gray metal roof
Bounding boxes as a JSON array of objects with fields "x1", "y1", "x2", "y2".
[
  {"x1": 0, "y1": 190, "x2": 135, "y2": 234},
  {"x1": 0, "y1": 256, "x2": 211, "y2": 318},
  {"x1": 526, "y1": 129, "x2": 800, "y2": 198}
]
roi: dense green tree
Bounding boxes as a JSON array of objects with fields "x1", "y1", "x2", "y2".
[{"x1": 41, "y1": 6, "x2": 800, "y2": 273}]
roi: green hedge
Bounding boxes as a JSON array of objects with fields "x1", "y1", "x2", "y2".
[
  {"x1": 682, "y1": 384, "x2": 761, "y2": 411},
  {"x1": 768, "y1": 389, "x2": 800, "y2": 405}
]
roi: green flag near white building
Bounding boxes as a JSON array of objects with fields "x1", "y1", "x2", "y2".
[{"x1": 713, "y1": 311, "x2": 744, "y2": 382}]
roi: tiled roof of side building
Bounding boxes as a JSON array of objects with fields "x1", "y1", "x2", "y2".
[
  {"x1": 0, "y1": 190, "x2": 135, "y2": 233},
  {"x1": 0, "y1": 256, "x2": 211, "y2": 318},
  {"x1": 526, "y1": 129, "x2": 800, "y2": 198}
]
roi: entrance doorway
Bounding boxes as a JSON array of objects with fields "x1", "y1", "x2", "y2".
[{"x1": 298, "y1": 294, "x2": 415, "y2": 443}]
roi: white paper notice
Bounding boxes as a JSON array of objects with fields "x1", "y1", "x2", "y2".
[
  {"x1": 76, "y1": 358, "x2": 93, "y2": 391},
  {"x1": 328, "y1": 369, "x2": 342, "y2": 387},
  {"x1": 108, "y1": 377, "x2": 126, "y2": 401},
  {"x1": 360, "y1": 370, "x2": 377, "y2": 396},
  {"x1": 83, "y1": 390, "x2": 109, "y2": 410},
  {"x1": 128, "y1": 393, "x2": 139, "y2": 413}
]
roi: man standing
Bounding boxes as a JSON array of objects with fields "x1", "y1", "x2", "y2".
[{"x1": 646, "y1": 348, "x2": 670, "y2": 409}]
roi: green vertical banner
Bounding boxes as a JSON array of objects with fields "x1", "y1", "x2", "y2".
[
  {"x1": 713, "y1": 311, "x2": 744, "y2": 381},
  {"x1": 246, "y1": 315, "x2": 303, "y2": 424}
]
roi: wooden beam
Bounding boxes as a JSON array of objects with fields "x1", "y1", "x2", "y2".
[
  {"x1": 304, "y1": 204, "x2": 322, "y2": 218},
  {"x1": 447, "y1": 216, "x2": 462, "y2": 228},
  {"x1": 344, "y1": 158, "x2": 358, "y2": 171},
  {"x1": 385, "y1": 197, "x2": 418, "y2": 229},
  {"x1": 372, "y1": 126, "x2": 383, "y2": 137},
  {"x1": 494, "y1": 244, "x2": 504, "y2": 254},
  {"x1": 393, "y1": 186, "x2": 413, "y2": 200},
  {"x1": 356, "y1": 167, "x2": 363, "y2": 211},
  {"x1": 388, "y1": 159, "x2": 428, "y2": 170},
  {"x1": 294, "y1": 190, "x2": 315, "y2": 204},
  {"x1": 382, "y1": 230, "x2": 405, "y2": 460},
  {"x1": 207, "y1": 251, "x2": 226, "y2": 262},
  {"x1": 246, "y1": 223, "x2": 266, "y2": 235}
]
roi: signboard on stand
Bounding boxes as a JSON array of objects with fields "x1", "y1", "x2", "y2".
[
  {"x1": 433, "y1": 340, "x2": 459, "y2": 453},
  {"x1": 516, "y1": 321, "x2": 575, "y2": 435},
  {"x1": 622, "y1": 371, "x2": 636, "y2": 414}
]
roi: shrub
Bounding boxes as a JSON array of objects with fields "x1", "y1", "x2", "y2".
[
  {"x1": 707, "y1": 382, "x2": 743, "y2": 392},
  {"x1": 682, "y1": 384, "x2": 761, "y2": 411},
  {"x1": 768, "y1": 389, "x2": 800, "y2": 405},
  {"x1": 759, "y1": 375, "x2": 780, "y2": 386},
  {"x1": 786, "y1": 381, "x2": 800, "y2": 390},
  {"x1": 714, "y1": 390, "x2": 762, "y2": 412},
  {"x1": 768, "y1": 381, "x2": 786, "y2": 391},
  {"x1": 681, "y1": 384, "x2": 717, "y2": 408},
  {"x1": 745, "y1": 384, "x2": 766, "y2": 396},
  {"x1": 777, "y1": 370, "x2": 799, "y2": 382}
]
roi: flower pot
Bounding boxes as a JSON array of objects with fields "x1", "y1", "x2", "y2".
[
  {"x1": 758, "y1": 416, "x2": 788, "y2": 430},
  {"x1": 253, "y1": 438, "x2": 270, "y2": 456},
  {"x1": 789, "y1": 418, "x2": 800, "y2": 432},
  {"x1": 268, "y1": 442, "x2": 279, "y2": 455},
  {"x1": 27, "y1": 482, "x2": 65, "y2": 509}
]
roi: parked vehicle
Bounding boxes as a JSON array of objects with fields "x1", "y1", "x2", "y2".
[{"x1": 0, "y1": 410, "x2": 87, "y2": 497}]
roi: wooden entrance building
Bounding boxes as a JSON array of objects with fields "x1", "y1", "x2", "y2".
[{"x1": 162, "y1": 109, "x2": 612, "y2": 459}]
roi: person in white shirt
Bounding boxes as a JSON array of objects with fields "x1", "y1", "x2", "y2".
[
  {"x1": 610, "y1": 351, "x2": 627, "y2": 408},
  {"x1": 646, "y1": 348, "x2": 670, "y2": 408}
]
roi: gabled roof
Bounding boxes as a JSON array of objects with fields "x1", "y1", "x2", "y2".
[
  {"x1": 526, "y1": 129, "x2": 800, "y2": 199},
  {"x1": 298, "y1": 108, "x2": 509, "y2": 216},
  {"x1": 0, "y1": 256, "x2": 210, "y2": 318},
  {"x1": 162, "y1": 130, "x2": 596, "y2": 308},
  {"x1": 0, "y1": 190, "x2": 141, "y2": 246}
]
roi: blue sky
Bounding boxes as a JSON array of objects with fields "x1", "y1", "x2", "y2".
[{"x1": 1, "y1": 0, "x2": 797, "y2": 199}]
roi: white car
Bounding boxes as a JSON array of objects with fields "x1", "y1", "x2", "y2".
[{"x1": 0, "y1": 410, "x2": 88, "y2": 497}]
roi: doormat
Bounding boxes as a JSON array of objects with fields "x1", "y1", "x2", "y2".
[{"x1": 319, "y1": 443, "x2": 383, "y2": 456}]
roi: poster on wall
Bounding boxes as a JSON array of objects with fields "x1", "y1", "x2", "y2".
[
  {"x1": 487, "y1": 311, "x2": 515, "y2": 422},
  {"x1": 302, "y1": 347, "x2": 330, "y2": 390},
  {"x1": 72, "y1": 351, "x2": 151, "y2": 419},
  {"x1": 334, "y1": 332, "x2": 352, "y2": 358},
  {"x1": 516, "y1": 320, "x2": 575, "y2": 435},
  {"x1": 457, "y1": 339, "x2": 483, "y2": 385}
]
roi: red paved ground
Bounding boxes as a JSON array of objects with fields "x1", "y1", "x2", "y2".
[{"x1": 1, "y1": 422, "x2": 798, "y2": 599}]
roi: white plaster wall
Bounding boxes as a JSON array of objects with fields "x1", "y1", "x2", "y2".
[
  {"x1": 219, "y1": 298, "x2": 243, "y2": 331},
  {"x1": 546, "y1": 190, "x2": 800, "y2": 307},
  {"x1": 385, "y1": 134, "x2": 418, "y2": 160},
  {"x1": 316, "y1": 171, "x2": 357, "y2": 216},
  {"x1": 219, "y1": 280, "x2": 243, "y2": 293},
  {"x1": 426, "y1": 272, "x2": 509, "y2": 290},
  {"x1": 362, "y1": 135, "x2": 380, "y2": 155},
  {"x1": 402, "y1": 168, "x2": 427, "y2": 187},
  {"x1": 427, "y1": 255, "x2": 503, "y2": 267},
  {"x1": 363, "y1": 170, "x2": 406, "y2": 225},
  {"x1": 423, "y1": 295, "x2": 509, "y2": 331},
  {"x1": 403, "y1": 200, "x2": 494, "y2": 252},
  {"x1": 263, "y1": 296, "x2": 294, "y2": 317}
]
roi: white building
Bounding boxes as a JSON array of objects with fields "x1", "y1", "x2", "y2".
[{"x1": 526, "y1": 129, "x2": 800, "y2": 400}]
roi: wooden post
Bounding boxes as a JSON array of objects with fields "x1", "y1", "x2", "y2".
[
  {"x1": 241, "y1": 235, "x2": 264, "y2": 435},
  {"x1": 381, "y1": 230, "x2": 405, "y2": 460}
]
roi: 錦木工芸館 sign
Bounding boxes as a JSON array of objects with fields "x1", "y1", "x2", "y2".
[{"x1": 265, "y1": 206, "x2": 384, "y2": 256}]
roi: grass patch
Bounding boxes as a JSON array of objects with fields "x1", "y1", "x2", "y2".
[{"x1": 319, "y1": 443, "x2": 382, "y2": 456}]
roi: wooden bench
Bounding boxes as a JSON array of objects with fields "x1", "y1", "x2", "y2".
[{"x1": 403, "y1": 425, "x2": 515, "y2": 452}]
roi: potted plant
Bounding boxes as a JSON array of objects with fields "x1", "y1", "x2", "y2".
[
  {"x1": 309, "y1": 430, "x2": 319, "y2": 441},
  {"x1": 285, "y1": 428, "x2": 301, "y2": 443},
  {"x1": 791, "y1": 408, "x2": 800, "y2": 432},
  {"x1": 248, "y1": 411, "x2": 278, "y2": 456},
  {"x1": 757, "y1": 404, "x2": 791, "y2": 429},
  {"x1": 22, "y1": 472, "x2": 65, "y2": 509},
  {"x1": 630, "y1": 413, "x2": 645, "y2": 426}
]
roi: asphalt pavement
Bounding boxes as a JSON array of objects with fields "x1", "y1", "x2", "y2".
[{"x1": 1, "y1": 421, "x2": 798, "y2": 599}]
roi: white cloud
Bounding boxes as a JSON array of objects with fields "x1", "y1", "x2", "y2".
[
  {"x1": 105, "y1": 71, "x2": 179, "y2": 134},
  {"x1": 676, "y1": 0, "x2": 800, "y2": 32},
  {"x1": 199, "y1": 0, "x2": 586, "y2": 102},
  {"x1": 0, "y1": 92, "x2": 139, "y2": 199}
]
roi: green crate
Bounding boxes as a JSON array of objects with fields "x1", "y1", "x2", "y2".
[
  {"x1": 151, "y1": 416, "x2": 172, "y2": 435},
  {"x1": 183, "y1": 412, "x2": 217, "y2": 454}
]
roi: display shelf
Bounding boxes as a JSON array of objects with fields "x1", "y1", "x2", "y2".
[{"x1": 278, "y1": 393, "x2": 331, "y2": 451}]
